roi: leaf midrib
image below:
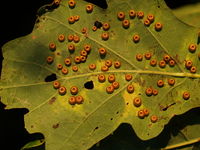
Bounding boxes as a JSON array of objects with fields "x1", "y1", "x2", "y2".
[{"x1": 2, "y1": 68, "x2": 200, "y2": 89}]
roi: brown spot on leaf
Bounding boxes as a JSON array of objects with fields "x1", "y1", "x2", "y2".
[
  {"x1": 52, "y1": 123, "x2": 59, "y2": 129},
  {"x1": 32, "y1": 35, "x2": 36, "y2": 39},
  {"x1": 49, "y1": 97, "x2": 56, "y2": 104}
]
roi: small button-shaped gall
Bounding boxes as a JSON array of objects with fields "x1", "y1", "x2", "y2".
[
  {"x1": 86, "y1": 4, "x2": 93, "y2": 13},
  {"x1": 163, "y1": 54, "x2": 171, "y2": 63},
  {"x1": 58, "y1": 86, "x2": 66, "y2": 95},
  {"x1": 74, "y1": 15, "x2": 80, "y2": 21},
  {"x1": 185, "y1": 60, "x2": 193, "y2": 69},
  {"x1": 73, "y1": 35, "x2": 80, "y2": 43},
  {"x1": 101, "y1": 32, "x2": 109, "y2": 41},
  {"x1": 72, "y1": 65, "x2": 78, "y2": 72},
  {"x1": 67, "y1": 34, "x2": 74, "y2": 42},
  {"x1": 147, "y1": 14, "x2": 154, "y2": 22},
  {"x1": 80, "y1": 50, "x2": 87, "y2": 57},
  {"x1": 70, "y1": 86, "x2": 78, "y2": 95},
  {"x1": 112, "y1": 81, "x2": 119, "y2": 89},
  {"x1": 103, "y1": 23, "x2": 110, "y2": 31},
  {"x1": 101, "y1": 65, "x2": 109, "y2": 72},
  {"x1": 125, "y1": 74, "x2": 132, "y2": 81},
  {"x1": 144, "y1": 52, "x2": 152, "y2": 60},
  {"x1": 64, "y1": 58, "x2": 71, "y2": 66},
  {"x1": 133, "y1": 97, "x2": 142, "y2": 107},
  {"x1": 89, "y1": 64, "x2": 96, "y2": 70},
  {"x1": 76, "y1": 95, "x2": 84, "y2": 104},
  {"x1": 157, "y1": 80, "x2": 164, "y2": 87},
  {"x1": 61, "y1": 68, "x2": 68, "y2": 75},
  {"x1": 144, "y1": 19, "x2": 150, "y2": 26},
  {"x1": 168, "y1": 79, "x2": 175, "y2": 86},
  {"x1": 127, "y1": 84, "x2": 134, "y2": 93},
  {"x1": 84, "y1": 44, "x2": 91, "y2": 53},
  {"x1": 68, "y1": 16, "x2": 75, "y2": 24},
  {"x1": 138, "y1": 110, "x2": 145, "y2": 119},
  {"x1": 47, "y1": 56, "x2": 54, "y2": 64},
  {"x1": 188, "y1": 44, "x2": 197, "y2": 53},
  {"x1": 58, "y1": 34, "x2": 65, "y2": 42},
  {"x1": 53, "y1": 81, "x2": 60, "y2": 89},
  {"x1": 150, "y1": 115, "x2": 158, "y2": 123},
  {"x1": 136, "y1": 54, "x2": 143, "y2": 61},
  {"x1": 81, "y1": 27, "x2": 87, "y2": 34},
  {"x1": 150, "y1": 59, "x2": 157, "y2": 66},
  {"x1": 137, "y1": 11, "x2": 144, "y2": 19},
  {"x1": 68, "y1": 0, "x2": 76, "y2": 8},
  {"x1": 145, "y1": 88, "x2": 153, "y2": 96},
  {"x1": 106, "y1": 85, "x2": 114, "y2": 94},
  {"x1": 152, "y1": 89, "x2": 158, "y2": 96},
  {"x1": 54, "y1": 0, "x2": 61, "y2": 5},
  {"x1": 68, "y1": 44, "x2": 75, "y2": 53},
  {"x1": 117, "y1": 12, "x2": 125, "y2": 20},
  {"x1": 57, "y1": 64, "x2": 63, "y2": 70},
  {"x1": 114, "y1": 61, "x2": 121, "y2": 69},
  {"x1": 98, "y1": 74, "x2": 106, "y2": 83},
  {"x1": 108, "y1": 74, "x2": 115, "y2": 83},
  {"x1": 190, "y1": 66, "x2": 197, "y2": 73},
  {"x1": 105, "y1": 60, "x2": 112, "y2": 67},
  {"x1": 49, "y1": 42, "x2": 56, "y2": 51},
  {"x1": 68, "y1": 96, "x2": 76, "y2": 105},
  {"x1": 183, "y1": 91, "x2": 190, "y2": 100},
  {"x1": 74, "y1": 56, "x2": 81, "y2": 64},
  {"x1": 92, "y1": 26, "x2": 97, "y2": 31},
  {"x1": 80, "y1": 56, "x2": 86, "y2": 62},
  {"x1": 129, "y1": 10, "x2": 136, "y2": 18},
  {"x1": 143, "y1": 108, "x2": 149, "y2": 116},
  {"x1": 155, "y1": 22, "x2": 162, "y2": 31},
  {"x1": 133, "y1": 34, "x2": 140, "y2": 43},
  {"x1": 99, "y1": 48, "x2": 107, "y2": 56},
  {"x1": 122, "y1": 19, "x2": 130, "y2": 29},
  {"x1": 169, "y1": 59, "x2": 175, "y2": 67},
  {"x1": 159, "y1": 60, "x2": 166, "y2": 68}
]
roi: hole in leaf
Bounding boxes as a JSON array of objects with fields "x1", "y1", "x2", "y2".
[
  {"x1": 110, "y1": 118, "x2": 113, "y2": 120},
  {"x1": 126, "y1": 102, "x2": 129, "y2": 105},
  {"x1": 162, "y1": 103, "x2": 176, "y2": 111},
  {"x1": 162, "y1": 107, "x2": 168, "y2": 111},
  {"x1": 93, "y1": 126, "x2": 99, "y2": 131},
  {"x1": 94, "y1": 21, "x2": 102, "y2": 29},
  {"x1": 116, "y1": 111, "x2": 119, "y2": 114},
  {"x1": 164, "y1": 0, "x2": 199, "y2": 9},
  {"x1": 45, "y1": 73, "x2": 57, "y2": 82},
  {"x1": 85, "y1": 0, "x2": 108, "y2": 9},
  {"x1": 84, "y1": 81, "x2": 94, "y2": 89}
]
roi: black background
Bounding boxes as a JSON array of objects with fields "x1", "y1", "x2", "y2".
[{"x1": 0, "y1": 0, "x2": 200, "y2": 150}]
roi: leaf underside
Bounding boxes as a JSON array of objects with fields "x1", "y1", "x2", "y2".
[{"x1": 1, "y1": 0, "x2": 200, "y2": 150}]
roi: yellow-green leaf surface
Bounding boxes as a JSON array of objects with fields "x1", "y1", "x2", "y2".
[
  {"x1": 173, "y1": 2, "x2": 200, "y2": 27},
  {"x1": 21, "y1": 139, "x2": 45, "y2": 150},
  {"x1": 1, "y1": 0, "x2": 200, "y2": 150}
]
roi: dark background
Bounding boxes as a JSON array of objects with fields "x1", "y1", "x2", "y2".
[{"x1": 0, "y1": 0, "x2": 200, "y2": 150}]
